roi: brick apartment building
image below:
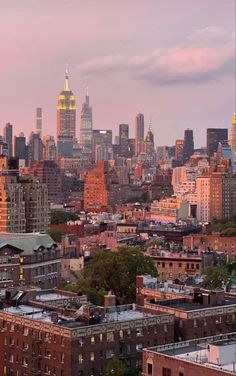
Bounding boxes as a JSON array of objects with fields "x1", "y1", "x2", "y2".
[
  {"x1": 183, "y1": 233, "x2": 236, "y2": 260},
  {"x1": 0, "y1": 233, "x2": 61, "y2": 288},
  {"x1": 145, "y1": 248, "x2": 213, "y2": 281},
  {"x1": 136, "y1": 275, "x2": 236, "y2": 341},
  {"x1": 84, "y1": 160, "x2": 109, "y2": 213},
  {"x1": 143, "y1": 332, "x2": 236, "y2": 376},
  {"x1": 0, "y1": 290, "x2": 174, "y2": 376}
]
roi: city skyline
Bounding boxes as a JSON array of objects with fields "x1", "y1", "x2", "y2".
[{"x1": 0, "y1": 0, "x2": 235, "y2": 147}]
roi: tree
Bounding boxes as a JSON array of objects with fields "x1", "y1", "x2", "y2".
[
  {"x1": 50, "y1": 210, "x2": 79, "y2": 225},
  {"x1": 63, "y1": 246, "x2": 157, "y2": 305},
  {"x1": 105, "y1": 357, "x2": 127, "y2": 376},
  {"x1": 47, "y1": 229, "x2": 65, "y2": 243},
  {"x1": 202, "y1": 266, "x2": 229, "y2": 290}
]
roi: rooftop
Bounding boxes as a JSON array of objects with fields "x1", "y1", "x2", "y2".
[
  {"x1": 0, "y1": 233, "x2": 57, "y2": 255},
  {"x1": 146, "y1": 333, "x2": 236, "y2": 374}
]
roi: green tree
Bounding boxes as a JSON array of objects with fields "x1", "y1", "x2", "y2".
[
  {"x1": 202, "y1": 266, "x2": 229, "y2": 290},
  {"x1": 50, "y1": 210, "x2": 79, "y2": 225},
  {"x1": 105, "y1": 357, "x2": 127, "y2": 376},
  {"x1": 47, "y1": 229, "x2": 65, "y2": 243},
  {"x1": 63, "y1": 246, "x2": 157, "y2": 305}
]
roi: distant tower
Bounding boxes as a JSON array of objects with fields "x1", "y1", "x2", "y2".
[
  {"x1": 135, "y1": 113, "x2": 144, "y2": 155},
  {"x1": 80, "y1": 88, "x2": 93, "y2": 155},
  {"x1": 3, "y1": 123, "x2": 13, "y2": 157},
  {"x1": 229, "y1": 113, "x2": 236, "y2": 164},
  {"x1": 119, "y1": 124, "x2": 129, "y2": 157},
  {"x1": 36, "y1": 108, "x2": 42, "y2": 137},
  {"x1": 206, "y1": 128, "x2": 228, "y2": 158},
  {"x1": 145, "y1": 122, "x2": 155, "y2": 156},
  {"x1": 183, "y1": 129, "x2": 194, "y2": 162},
  {"x1": 57, "y1": 69, "x2": 76, "y2": 157}
]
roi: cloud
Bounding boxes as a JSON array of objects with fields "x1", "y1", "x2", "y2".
[
  {"x1": 187, "y1": 26, "x2": 235, "y2": 42},
  {"x1": 78, "y1": 43, "x2": 235, "y2": 85}
]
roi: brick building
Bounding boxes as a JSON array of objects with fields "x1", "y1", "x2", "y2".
[
  {"x1": 84, "y1": 161, "x2": 108, "y2": 212},
  {"x1": 0, "y1": 290, "x2": 174, "y2": 376},
  {"x1": 183, "y1": 233, "x2": 236, "y2": 260},
  {"x1": 143, "y1": 332, "x2": 236, "y2": 376},
  {"x1": 136, "y1": 275, "x2": 236, "y2": 341},
  {"x1": 0, "y1": 233, "x2": 61, "y2": 288}
]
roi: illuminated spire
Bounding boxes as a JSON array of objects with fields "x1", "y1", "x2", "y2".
[{"x1": 64, "y1": 68, "x2": 70, "y2": 91}]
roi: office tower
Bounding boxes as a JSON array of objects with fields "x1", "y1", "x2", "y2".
[
  {"x1": 119, "y1": 123, "x2": 129, "y2": 157},
  {"x1": 135, "y1": 113, "x2": 144, "y2": 155},
  {"x1": 3, "y1": 123, "x2": 13, "y2": 157},
  {"x1": 57, "y1": 70, "x2": 76, "y2": 157},
  {"x1": 228, "y1": 113, "x2": 236, "y2": 164},
  {"x1": 36, "y1": 107, "x2": 42, "y2": 137},
  {"x1": 28, "y1": 132, "x2": 43, "y2": 162},
  {"x1": 92, "y1": 130, "x2": 112, "y2": 161},
  {"x1": 43, "y1": 135, "x2": 57, "y2": 160},
  {"x1": 20, "y1": 177, "x2": 50, "y2": 232},
  {"x1": 84, "y1": 160, "x2": 108, "y2": 212},
  {"x1": 183, "y1": 129, "x2": 194, "y2": 162},
  {"x1": 196, "y1": 171, "x2": 236, "y2": 222},
  {"x1": 207, "y1": 128, "x2": 228, "y2": 157},
  {"x1": 80, "y1": 90, "x2": 93, "y2": 155},
  {"x1": 114, "y1": 136, "x2": 120, "y2": 145},
  {"x1": 14, "y1": 133, "x2": 27, "y2": 160},
  {"x1": 175, "y1": 139, "x2": 184, "y2": 163}
]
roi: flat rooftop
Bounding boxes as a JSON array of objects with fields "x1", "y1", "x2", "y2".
[
  {"x1": 147, "y1": 333, "x2": 236, "y2": 375},
  {"x1": 2, "y1": 303, "x2": 159, "y2": 328},
  {"x1": 35, "y1": 293, "x2": 70, "y2": 302},
  {"x1": 158, "y1": 298, "x2": 236, "y2": 311}
]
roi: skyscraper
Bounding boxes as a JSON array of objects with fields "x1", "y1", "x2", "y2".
[
  {"x1": 183, "y1": 129, "x2": 194, "y2": 162},
  {"x1": 175, "y1": 139, "x2": 184, "y2": 163},
  {"x1": 57, "y1": 70, "x2": 76, "y2": 157},
  {"x1": 119, "y1": 123, "x2": 129, "y2": 157},
  {"x1": 36, "y1": 107, "x2": 42, "y2": 137},
  {"x1": 80, "y1": 90, "x2": 92, "y2": 155},
  {"x1": 229, "y1": 113, "x2": 236, "y2": 164},
  {"x1": 14, "y1": 133, "x2": 27, "y2": 161},
  {"x1": 28, "y1": 132, "x2": 43, "y2": 163},
  {"x1": 3, "y1": 123, "x2": 13, "y2": 157},
  {"x1": 206, "y1": 128, "x2": 228, "y2": 157},
  {"x1": 135, "y1": 113, "x2": 144, "y2": 155}
]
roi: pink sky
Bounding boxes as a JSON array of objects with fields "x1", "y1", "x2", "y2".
[{"x1": 0, "y1": 0, "x2": 235, "y2": 147}]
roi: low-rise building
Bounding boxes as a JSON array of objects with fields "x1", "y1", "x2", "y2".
[
  {"x1": 150, "y1": 198, "x2": 190, "y2": 223},
  {"x1": 143, "y1": 332, "x2": 236, "y2": 376}
]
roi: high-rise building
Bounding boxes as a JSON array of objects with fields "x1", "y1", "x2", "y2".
[
  {"x1": 28, "y1": 160, "x2": 61, "y2": 203},
  {"x1": 135, "y1": 113, "x2": 144, "y2": 155},
  {"x1": 3, "y1": 123, "x2": 13, "y2": 157},
  {"x1": 183, "y1": 129, "x2": 194, "y2": 162},
  {"x1": 207, "y1": 128, "x2": 228, "y2": 157},
  {"x1": 84, "y1": 161, "x2": 108, "y2": 212},
  {"x1": 28, "y1": 132, "x2": 43, "y2": 162},
  {"x1": 175, "y1": 139, "x2": 184, "y2": 163},
  {"x1": 21, "y1": 177, "x2": 50, "y2": 233},
  {"x1": 228, "y1": 113, "x2": 236, "y2": 164},
  {"x1": 14, "y1": 133, "x2": 27, "y2": 161},
  {"x1": 43, "y1": 135, "x2": 57, "y2": 160},
  {"x1": 0, "y1": 156, "x2": 50, "y2": 233},
  {"x1": 80, "y1": 90, "x2": 93, "y2": 155},
  {"x1": 92, "y1": 129, "x2": 113, "y2": 162},
  {"x1": 36, "y1": 107, "x2": 42, "y2": 137},
  {"x1": 196, "y1": 171, "x2": 236, "y2": 222},
  {"x1": 119, "y1": 123, "x2": 129, "y2": 157},
  {"x1": 0, "y1": 136, "x2": 8, "y2": 156},
  {"x1": 57, "y1": 70, "x2": 76, "y2": 157},
  {"x1": 0, "y1": 156, "x2": 25, "y2": 233},
  {"x1": 144, "y1": 124, "x2": 155, "y2": 156}
]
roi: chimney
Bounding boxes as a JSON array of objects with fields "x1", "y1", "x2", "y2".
[{"x1": 104, "y1": 291, "x2": 116, "y2": 308}]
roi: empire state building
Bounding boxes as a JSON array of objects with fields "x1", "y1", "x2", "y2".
[{"x1": 57, "y1": 70, "x2": 76, "y2": 157}]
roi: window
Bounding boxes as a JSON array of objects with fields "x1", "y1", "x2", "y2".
[
  {"x1": 179, "y1": 373, "x2": 184, "y2": 376},
  {"x1": 91, "y1": 336, "x2": 95, "y2": 344},
  {"x1": 90, "y1": 352, "x2": 95, "y2": 361},
  {"x1": 78, "y1": 354, "x2": 83, "y2": 364},
  {"x1": 147, "y1": 363, "x2": 153, "y2": 375},
  {"x1": 162, "y1": 368, "x2": 171, "y2": 376},
  {"x1": 107, "y1": 332, "x2": 114, "y2": 342}
]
